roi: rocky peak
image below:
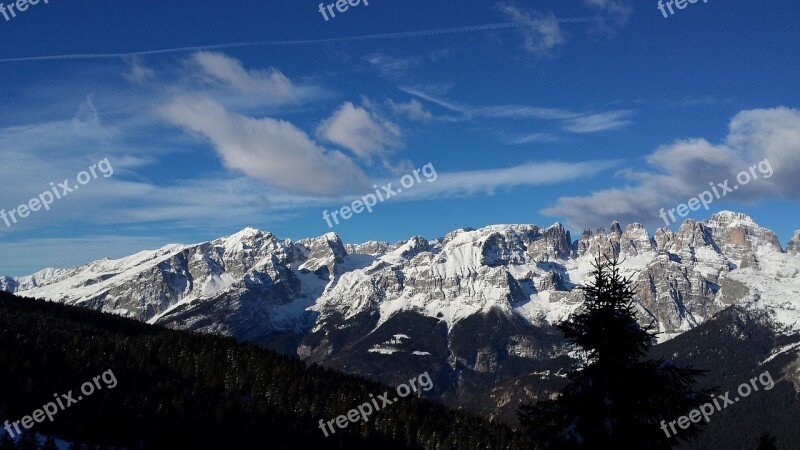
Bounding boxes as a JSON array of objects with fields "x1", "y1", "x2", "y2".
[
  {"x1": 576, "y1": 229, "x2": 593, "y2": 255},
  {"x1": 0, "y1": 276, "x2": 18, "y2": 292},
  {"x1": 705, "y1": 211, "x2": 782, "y2": 254},
  {"x1": 396, "y1": 236, "x2": 431, "y2": 260},
  {"x1": 610, "y1": 221, "x2": 623, "y2": 235},
  {"x1": 575, "y1": 224, "x2": 621, "y2": 257},
  {"x1": 653, "y1": 227, "x2": 675, "y2": 253},
  {"x1": 216, "y1": 227, "x2": 275, "y2": 253},
  {"x1": 709, "y1": 211, "x2": 757, "y2": 227},
  {"x1": 533, "y1": 223, "x2": 572, "y2": 260},
  {"x1": 479, "y1": 228, "x2": 529, "y2": 267},
  {"x1": 297, "y1": 232, "x2": 347, "y2": 277},
  {"x1": 787, "y1": 230, "x2": 800, "y2": 255},
  {"x1": 345, "y1": 241, "x2": 393, "y2": 256},
  {"x1": 536, "y1": 269, "x2": 568, "y2": 292},
  {"x1": 667, "y1": 219, "x2": 713, "y2": 253},
  {"x1": 619, "y1": 223, "x2": 655, "y2": 256}
]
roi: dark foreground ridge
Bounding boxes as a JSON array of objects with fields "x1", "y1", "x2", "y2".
[{"x1": 0, "y1": 291, "x2": 527, "y2": 449}]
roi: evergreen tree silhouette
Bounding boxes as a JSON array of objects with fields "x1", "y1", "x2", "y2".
[
  {"x1": 40, "y1": 438, "x2": 57, "y2": 450},
  {"x1": 518, "y1": 254, "x2": 711, "y2": 449},
  {"x1": 755, "y1": 432, "x2": 778, "y2": 450},
  {"x1": 0, "y1": 433, "x2": 16, "y2": 450},
  {"x1": 15, "y1": 432, "x2": 37, "y2": 450}
]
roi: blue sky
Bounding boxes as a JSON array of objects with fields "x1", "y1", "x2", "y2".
[{"x1": 0, "y1": 0, "x2": 799, "y2": 275}]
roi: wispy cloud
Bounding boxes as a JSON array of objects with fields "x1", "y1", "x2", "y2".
[
  {"x1": 496, "y1": 3, "x2": 567, "y2": 57},
  {"x1": 561, "y1": 110, "x2": 635, "y2": 133},
  {"x1": 364, "y1": 54, "x2": 418, "y2": 78},
  {"x1": 123, "y1": 57, "x2": 155, "y2": 85},
  {"x1": 187, "y1": 51, "x2": 326, "y2": 109},
  {"x1": 584, "y1": 0, "x2": 633, "y2": 29},
  {"x1": 193, "y1": 52, "x2": 298, "y2": 99},
  {"x1": 399, "y1": 160, "x2": 620, "y2": 199},
  {"x1": 474, "y1": 104, "x2": 578, "y2": 121},
  {"x1": 506, "y1": 132, "x2": 560, "y2": 145},
  {"x1": 387, "y1": 99, "x2": 436, "y2": 123},
  {"x1": 399, "y1": 86, "x2": 634, "y2": 134},
  {"x1": 665, "y1": 95, "x2": 733, "y2": 108}
]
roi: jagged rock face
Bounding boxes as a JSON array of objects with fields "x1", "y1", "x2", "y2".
[
  {"x1": 537, "y1": 270, "x2": 568, "y2": 292},
  {"x1": 620, "y1": 223, "x2": 656, "y2": 256},
  {"x1": 529, "y1": 223, "x2": 573, "y2": 260},
  {"x1": 0, "y1": 277, "x2": 17, "y2": 292},
  {"x1": 788, "y1": 230, "x2": 800, "y2": 255},
  {"x1": 5, "y1": 228, "x2": 341, "y2": 339},
  {"x1": 297, "y1": 232, "x2": 347, "y2": 277},
  {"x1": 345, "y1": 241, "x2": 394, "y2": 256},
  {"x1": 634, "y1": 254, "x2": 717, "y2": 334},
  {"x1": 705, "y1": 211, "x2": 783, "y2": 269}
]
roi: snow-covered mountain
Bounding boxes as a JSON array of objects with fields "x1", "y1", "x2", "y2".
[{"x1": 3, "y1": 211, "x2": 799, "y2": 420}]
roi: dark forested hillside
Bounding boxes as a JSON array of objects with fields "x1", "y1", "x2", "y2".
[
  {"x1": 0, "y1": 292, "x2": 528, "y2": 449},
  {"x1": 651, "y1": 307, "x2": 800, "y2": 450}
]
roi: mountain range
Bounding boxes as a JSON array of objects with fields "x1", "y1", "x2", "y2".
[{"x1": 3, "y1": 211, "x2": 799, "y2": 431}]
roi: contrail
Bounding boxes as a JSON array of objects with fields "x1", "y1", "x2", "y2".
[{"x1": 0, "y1": 18, "x2": 601, "y2": 63}]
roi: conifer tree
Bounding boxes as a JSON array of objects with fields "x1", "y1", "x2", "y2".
[
  {"x1": 519, "y1": 254, "x2": 711, "y2": 449},
  {"x1": 755, "y1": 432, "x2": 778, "y2": 450},
  {"x1": 15, "y1": 432, "x2": 37, "y2": 450},
  {"x1": 40, "y1": 437, "x2": 57, "y2": 450},
  {"x1": 0, "y1": 433, "x2": 16, "y2": 450}
]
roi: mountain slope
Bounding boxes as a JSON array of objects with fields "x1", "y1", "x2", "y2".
[{"x1": 0, "y1": 292, "x2": 527, "y2": 449}]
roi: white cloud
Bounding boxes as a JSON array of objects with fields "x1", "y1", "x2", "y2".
[
  {"x1": 507, "y1": 133, "x2": 560, "y2": 145},
  {"x1": 398, "y1": 86, "x2": 465, "y2": 113},
  {"x1": 160, "y1": 96, "x2": 371, "y2": 196},
  {"x1": 496, "y1": 3, "x2": 567, "y2": 57},
  {"x1": 317, "y1": 102, "x2": 402, "y2": 162},
  {"x1": 584, "y1": 0, "x2": 633, "y2": 28},
  {"x1": 189, "y1": 52, "x2": 322, "y2": 107},
  {"x1": 562, "y1": 110, "x2": 635, "y2": 133},
  {"x1": 123, "y1": 57, "x2": 156, "y2": 85},
  {"x1": 475, "y1": 104, "x2": 578, "y2": 121},
  {"x1": 365, "y1": 54, "x2": 417, "y2": 78},
  {"x1": 388, "y1": 99, "x2": 435, "y2": 122},
  {"x1": 543, "y1": 107, "x2": 800, "y2": 228}
]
